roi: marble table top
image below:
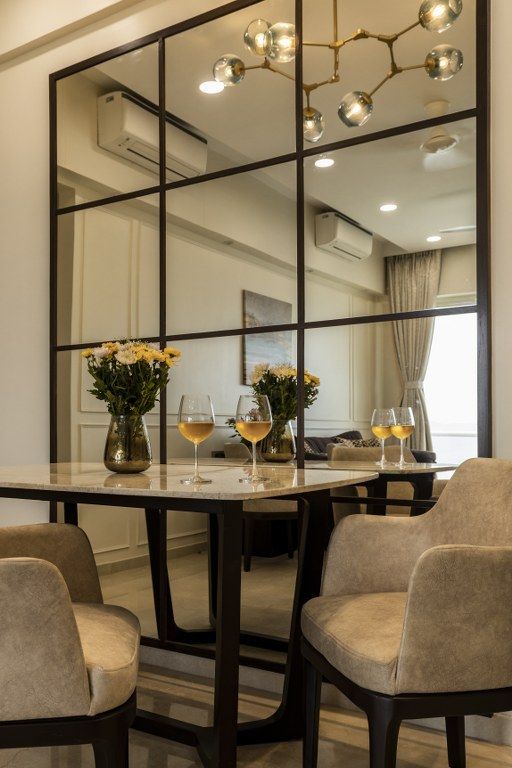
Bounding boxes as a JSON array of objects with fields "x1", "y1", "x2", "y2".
[
  {"x1": 316, "y1": 460, "x2": 458, "y2": 475},
  {"x1": 0, "y1": 463, "x2": 378, "y2": 501}
]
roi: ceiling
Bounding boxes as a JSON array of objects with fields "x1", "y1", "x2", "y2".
[{"x1": 82, "y1": 0, "x2": 477, "y2": 252}]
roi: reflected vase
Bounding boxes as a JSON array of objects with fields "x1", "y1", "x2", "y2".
[
  {"x1": 104, "y1": 415, "x2": 152, "y2": 473},
  {"x1": 260, "y1": 420, "x2": 296, "y2": 462}
]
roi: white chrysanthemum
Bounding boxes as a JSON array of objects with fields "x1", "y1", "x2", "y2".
[
  {"x1": 115, "y1": 350, "x2": 138, "y2": 365},
  {"x1": 93, "y1": 346, "x2": 111, "y2": 360}
]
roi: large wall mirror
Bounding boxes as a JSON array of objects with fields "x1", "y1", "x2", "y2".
[{"x1": 50, "y1": 0, "x2": 489, "y2": 638}]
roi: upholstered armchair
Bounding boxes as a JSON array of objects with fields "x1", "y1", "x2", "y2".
[
  {"x1": 328, "y1": 443, "x2": 446, "y2": 518},
  {"x1": 224, "y1": 442, "x2": 298, "y2": 570},
  {"x1": 0, "y1": 523, "x2": 140, "y2": 767},
  {"x1": 301, "y1": 458, "x2": 512, "y2": 768}
]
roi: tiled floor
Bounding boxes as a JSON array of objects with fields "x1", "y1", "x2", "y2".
[
  {"x1": 0, "y1": 665, "x2": 510, "y2": 767},
  {"x1": 100, "y1": 548, "x2": 298, "y2": 641}
]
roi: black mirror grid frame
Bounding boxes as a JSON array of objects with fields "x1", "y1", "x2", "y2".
[{"x1": 47, "y1": 0, "x2": 491, "y2": 756}]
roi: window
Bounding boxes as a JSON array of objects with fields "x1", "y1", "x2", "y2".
[{"x1": 424, "y1": 314, "x2": 478, "y2": 463}]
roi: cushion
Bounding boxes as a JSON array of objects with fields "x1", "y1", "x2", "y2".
[
  {"x1": 334, "y1": 437, "x2": 381, "y2": 448},
  {"x1": 302, "y1": 593, "x2": 407, "y2": 695},
  {"x1": 73, "y1": 603, "x2": 141, "y2": 716},
  {"x1": 411, "y1": 450, "x2": 437, "y2": 464}
]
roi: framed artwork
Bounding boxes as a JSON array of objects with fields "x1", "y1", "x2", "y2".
[{"x1": 242, "y1": 290, "x2": 293, "y2": 385}]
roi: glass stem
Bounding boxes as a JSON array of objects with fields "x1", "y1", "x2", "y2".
[
  {"x1": 400, "y1": 439, "x2": 404, "y2": 466},
  {"x1": 194, "y1": 442, "x2": 199, "y2": 480},
  {"x1": 252, "y1": 441, "x2": 258, "y2": 479},
  {"x1": 380, "y1": 438, "x2": 385, "y2": 466}
]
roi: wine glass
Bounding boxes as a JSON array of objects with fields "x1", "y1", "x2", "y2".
[
  {"x1": 371, "y1": 409, "x2": 395, "y2": 468},
  {"x1": 235, "y1": 395, "x2": 272, "y2": 483},
  {"x1": 390, "y1": 407, "x2": 415, "y2": 468},
  {"x1": 177, "y1": 394, "x2": 215, "y2": 485}
]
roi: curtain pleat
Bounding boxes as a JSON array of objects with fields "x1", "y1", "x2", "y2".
[{"x1": 387, "y1": 250, "x2": 441, "y2": 451}]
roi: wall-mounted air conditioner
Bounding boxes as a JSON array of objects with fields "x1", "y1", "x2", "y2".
[
  {"x1": 97, "y1": 91, "x2": 207, "y2": 182},
  {"x1": 315, "y1": 212, "x2": 373, "y2": 263}
]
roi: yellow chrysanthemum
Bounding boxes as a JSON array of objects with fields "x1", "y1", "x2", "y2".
[
  {"x1": 164, "y1": 347, "x2": 181, "y2": 359},
  {"x1": 81, "y1": 348, "x2": 94, "y2": 358}
]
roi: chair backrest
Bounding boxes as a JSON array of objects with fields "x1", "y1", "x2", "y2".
[
  {"x1": 224, "y1": 442, "x2": 252, "y2": 460},
  {"x1": 427, "y1": 458, "x2": 512, "y2": 546},
  {"x1": 0, "y1": 523, "x2": 103, "y2": 603},
  {"x1": 328, "y1": 444, "x2": 416, "y2": 464}
]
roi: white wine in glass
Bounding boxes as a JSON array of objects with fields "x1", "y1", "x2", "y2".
[
  {"x1": 390, "y1": 407, "x2": 415, "y2": 468},
  {"x1": 235, "y1": 395, "x2": 272, "y2": 483},
  {"x1": 177, "y1": 394, "x2": 215, "y2": 485},
  {"x1": 371, "y1": 409, "x2": 395, "y2": 468}
]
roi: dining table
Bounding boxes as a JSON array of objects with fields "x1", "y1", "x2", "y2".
[
  {"x1": 0, "y1": 461, "x2": 378, "y2": 768},
  {"x1": 314, "y1": 460, "x2": 458, "y2": 514}
]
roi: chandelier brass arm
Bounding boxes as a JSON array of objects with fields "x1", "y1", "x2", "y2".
[{"x1": 210, "y1": 0, "x2": 464, "y2": 139}]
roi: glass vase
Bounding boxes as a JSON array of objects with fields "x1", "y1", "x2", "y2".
[
  {"x1": 260, "y1": 420, "x2": 296, "y2": 463},
  {"x1": 104, "y1": 415, "x2": 152, "y2": 473}
]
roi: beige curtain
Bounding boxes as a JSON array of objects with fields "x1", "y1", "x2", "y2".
[{"x1": 387, "y1": 250, "x2": 441, "y2": 451}]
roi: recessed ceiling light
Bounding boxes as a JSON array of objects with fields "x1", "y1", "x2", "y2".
[
  {"x1": 199, "y1": 80, "x2": 224, "y2": 94},
  {"x1": 427, "y1": 235, "x2": 442, "y2": 243},
  {"x1": 314, "y1": 155, "x2": 335, "y2": 168},
  {"x1": 380, "y1": 203, "x2": 398, "y2": 212}
]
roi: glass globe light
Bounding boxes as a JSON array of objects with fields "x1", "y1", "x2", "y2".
[
  {"x1": 338, "y1": 91, "x2": 374, "y2": 128},
  {"x1": 425, "y1": 44, "x2": 463, "y2": 80},
  {"x1": 419, "y1": 0, "x2": 463, "y2": 33},
  {"x1": 303, "y1": 107, "x2": 325, "y2": 143},
  {"x1": 213, "y1": 54, "x2": 246, "y2": 86},
  {"x1": 244, "y1": 19, "x2": 271, "y2": 56},
  {"x1": 267, "y1": 22, "x2": 297, "y2": 63}
]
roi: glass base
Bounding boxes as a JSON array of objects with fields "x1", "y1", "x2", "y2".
[{"x1": 180, "y1": 476, "x2": 212, "y2": 485}]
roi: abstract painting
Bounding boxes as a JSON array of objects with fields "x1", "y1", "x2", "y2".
[{"x1": 242, "y1": 290, "x2": 293, "y2": 385}]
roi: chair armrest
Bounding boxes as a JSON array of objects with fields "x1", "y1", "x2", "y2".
[
  {"x1": 322, "y1": 513, "x2": 430, "y2": 596},
  {"x1": 0, "y1": 558, "x2": 91, "y2": 720},
  {"x1": 0, "y1": 523, "x2": 102, "y2": 603},
  {"x1": 396, "y1": 545, "x2": 512, "y2": 694}
]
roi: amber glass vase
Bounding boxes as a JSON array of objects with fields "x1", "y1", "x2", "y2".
[{"x1": 103, "y1": 415, "x2": 152, "y2": 473}]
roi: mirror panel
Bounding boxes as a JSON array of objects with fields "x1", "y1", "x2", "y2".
[
  {"x1": 305, "y1": 117, "x2": 476, "y2": 322},
  {"x1": 56, "y1": 193, "x2": 160, "y2": 347},
  {"x1": 166, "y1": 163, "x2": 296, "y2": 335},
  {"x1": 302, "y1": 0, "x2": 476, "y2": 149},
  {"x1": 167, "y1": 332, "x2": 298, "y2": 461},
  {"x1": 304, "y1": 314, "x2": 478, "y2": 465},
  {"x1": 57, "y1": 43, "x2": 159, "y2": 207},
  {"x1": 165, "y1": 0, "x2": 296, "y2": 176}
]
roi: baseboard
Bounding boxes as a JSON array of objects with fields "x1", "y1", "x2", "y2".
[{"x1": 97, "y1": 534, "x2": 207, "y2": 575}]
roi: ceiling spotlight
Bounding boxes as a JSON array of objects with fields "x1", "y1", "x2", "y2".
[
  {"x1": 380, "y1": 203, "x2": 398, "y2": 212},
  {"x1": 314, "y1": 155, "x2": 335, "y2": 168},
  {"x1": 427, "y1": 235, "x2": 442, "y2": 242},
  {"x1": 199, "y1": 80, "x2": 225, "y2": 94}
]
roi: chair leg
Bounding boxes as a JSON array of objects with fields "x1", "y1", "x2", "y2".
[
  {"x1": 303, "y1": 656, "x2": 322, "y2": 768},
  {"x1": 93, "y1": 730, "x2": 129, "y2": 768},
  {"x1": 287, "y1": 520, "x2": 295, "y2": 560},
  {"x1": 243, "y1": 518, "x2": 254, "y2": 572},
  {"x1": 367, "y1": 706, "x2": 400, "y2": 768},
  {"x1": 446, "y1": 716, "x2": 466, "y2": 768}
]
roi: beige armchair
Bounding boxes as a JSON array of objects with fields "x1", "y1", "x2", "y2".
[
  {"x1": 0, "y1": 523, "x2": 140, "y2": 767},
  {"x1": 328, "y1": 444, "x2": 447, "y2": 518},
  {"x1": 224, "y1": 442, "x2": 298, "y2": 571},
  {"x1": 301, "y1": 458, "x2": 512, "y2": 768}
]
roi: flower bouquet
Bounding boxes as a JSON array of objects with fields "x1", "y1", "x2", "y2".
[
  {"x1": 229, "y1": 363, "x2": 320, "y2": 461},
  {"x1": 82, "y1": 340, "x2": 181, "y2": 473}
]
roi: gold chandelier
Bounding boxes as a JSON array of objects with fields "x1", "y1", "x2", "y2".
[{"x1": 205, "y1": 0, "x2": 464, "y2": 142}]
